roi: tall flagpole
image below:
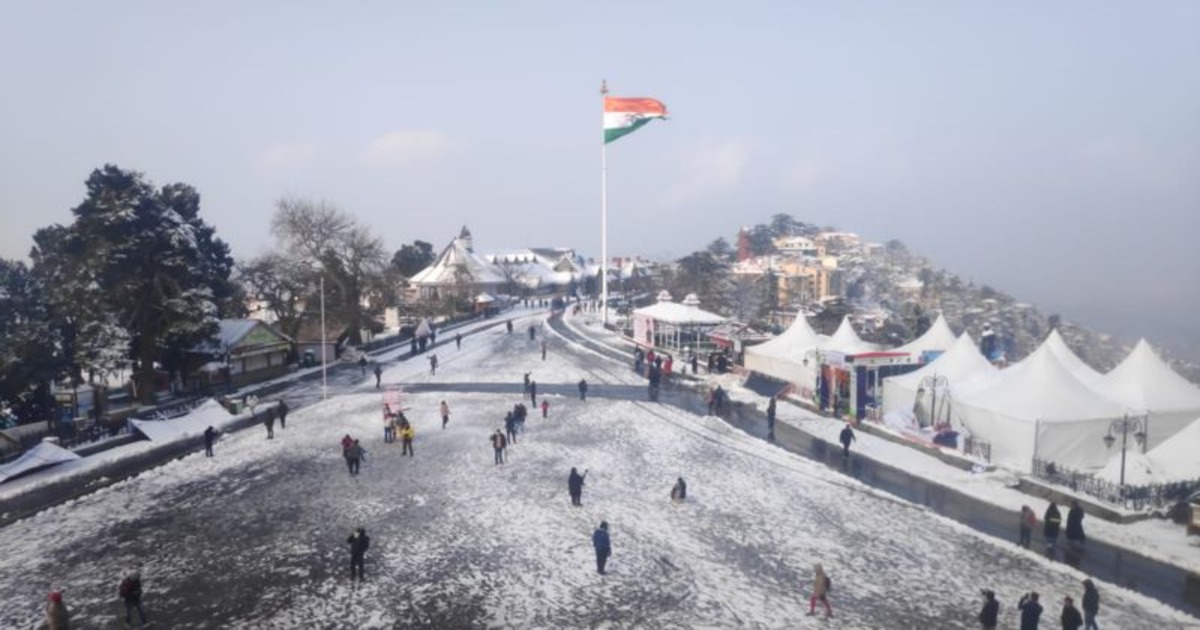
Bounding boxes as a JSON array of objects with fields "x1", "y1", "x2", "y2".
[{"x1": 600, "y1": 79, "x2": 610, "y2": 325}]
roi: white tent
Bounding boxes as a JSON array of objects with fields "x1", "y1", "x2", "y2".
[
  {"x1": 954, "y1": 340, "x2": 1131, "y2": 472},
  {"x1": 893, "y1": 313, "x2": 958, "y2": 357},
  {"x1": 1042, "y1": 329, "x2": 1104, "y2": 384},
  {"x1": 0, "y1": 440, "x2": 82, "y2": 484},
  {"x1": 1141, "y1": 416, "x2": 1200, "y2": 483},
  {"x1": 882, "y1": 332, "x2": 995, "y2": 415},
  {"x1": 1099, "y1": 339, "x2": 1200, "y2": 449},
  {"x1": 743, "y1": 310, "x2": 826, "y2": 392},
  {"x1": 824, "y1": 316, "x2": 879, "y2": 355},
  {"x1": 130, "y1": 399, "x2": 234, "y2": 443}
]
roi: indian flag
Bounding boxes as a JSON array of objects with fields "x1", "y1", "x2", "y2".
[{"x1": 604, "y1": 96, "x2": 668, "y2": 144}]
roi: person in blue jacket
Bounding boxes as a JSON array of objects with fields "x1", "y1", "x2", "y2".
[{"x1": 592, "y1": 521, "x2": 611, "y2": 574}]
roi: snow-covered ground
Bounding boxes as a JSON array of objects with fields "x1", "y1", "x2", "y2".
[
  {"x1": 561, "y1": 312, "x2": 1200, "y2": 578},
  {"x1": 0, "y1": 312, "x2": 1197, "y2": 628}
]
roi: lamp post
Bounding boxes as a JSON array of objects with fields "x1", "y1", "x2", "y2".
[
  {"x1": 1103, "y1": 415, "x2": 1146, "y2": 488},
  {"x1": 319, "y1": 273, "x2": 327, "y2": 401},
  {"x1": 919, "y1": 374, "x2": 949, "y2": 426}
]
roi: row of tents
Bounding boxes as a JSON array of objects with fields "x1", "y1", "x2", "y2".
[{"x1": 746, "y1": 312, "x2": 1200, "y2": 479}]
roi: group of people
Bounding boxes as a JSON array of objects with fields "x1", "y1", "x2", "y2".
[
  {"x1": 381, "y1": 409, "x2": 416, "y2": 457},
  {"x1": 341, "y1": 434, "x2": 367, "y2": 475},
  {"x1": 1021, "y1": 500, "x2": 1087, "y2": 550},
  {"x1": 978, "y1": 579, "x2": 1100, "y2": 629},
  {"x1": 45, "y1": 571, "x2": 146, "y2": 629}
]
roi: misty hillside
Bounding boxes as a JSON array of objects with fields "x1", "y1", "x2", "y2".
[{"x1": 681, "y1": 216, "x2": 1200, "y2": 384}]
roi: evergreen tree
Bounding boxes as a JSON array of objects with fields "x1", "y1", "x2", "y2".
[{"x1": 31, "y1": 165, "x2": 234, "y2": 404}]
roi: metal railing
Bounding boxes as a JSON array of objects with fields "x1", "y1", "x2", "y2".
[{"x1": 1031, "y1": 458, "x2": 1200, "y2": 511}]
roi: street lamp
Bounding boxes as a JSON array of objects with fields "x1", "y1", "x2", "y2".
[
  {"x1": 1103, "y1": 415, "x2": 1146, "y2": 488},
  {"x1": 918, "y1": 374, "x2": 949, "y2": 426}
]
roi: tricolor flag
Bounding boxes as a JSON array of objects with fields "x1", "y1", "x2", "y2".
[{"x1": 603, "y1": 96, "x2": 668, "y2": 144}]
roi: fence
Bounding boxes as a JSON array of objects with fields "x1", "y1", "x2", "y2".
[{"x1": 1031, "y1": 458, "x2": 1200, "y2": 511}]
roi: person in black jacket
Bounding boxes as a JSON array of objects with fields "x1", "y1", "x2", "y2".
[
  {"x1": 278, "y1": 399, "x2": 288, "y2": 429},
  {"x1": 978, "y1": 589, "x2": 999, "y2": 629},
  {"x1": 1081, "y1": 579, "x2": 1100, "y2": 630},
  {"x1": 568, "y1": 467, "x2": 587, "y2": 506},
  {"x1": 1061, "y1": 596, "x2": 1083, "y2": 630},
  {"x1": 1043, "y1": 502, "x2": 1063, "y2": 548},
  {"x1": 592, "y1": 521, "x2": 611, "y2": 574},
  {"x1": 119, "y1": 571, "x2": 147, "y2": 625},
  {"x1": 766, "y1": 396, "x2": 777, "y2": 440},
  {"x1": 1018, "y1": 592, "x2": 1043, "y2": 630},
  {"x1": 578, "y1": 379, "x2": 588, "y2": 401},
  {"x1": 1065, "y1": 500, "x2": 1086, "y2": 546},
  {"x1": 347, "y1": 527, "x2": 370, "y2": 580},
  {"x1": 671, "y1": 477, "x2": 688, "y2": 502},
  {"x1": 839, "y1": 423, "x2": 856, "y2": 458},
  {"x1": 203, "y1": 426, "x2": 217, "y2": 457}
]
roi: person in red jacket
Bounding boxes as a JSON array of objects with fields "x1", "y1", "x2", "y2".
[{"x1": 541, "y1": 400, "x2": 550, "y2": 418}]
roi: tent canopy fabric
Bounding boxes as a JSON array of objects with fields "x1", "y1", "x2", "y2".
[
  {"x1": 894, "y1": 314, "x2": 957, "y2": 356},
  {"x1": 954, "y1": 340, "x2": 1131, "y2": 471},
  {"x1": 743, "y1": 310, "x2": 825, "y2": 392},
  {"x1": 1101, "y1": 339, "x2": 1200, "y2": 413},
  {"x1": 882, "y1": 332, "x2": 994, "y2": 414},
  {"x1": 824, "y1": 316, "x2": 878, "y2": 354},
  {"x1": 0, "y1": 441, "x2": 82, "y2": 484},
  {"x1": 1042, "y1": 329, "x2": 1103, "y2": 384},
  {"x1": 1140, "y1": 416, "x2": 1200, "y2": 483}
]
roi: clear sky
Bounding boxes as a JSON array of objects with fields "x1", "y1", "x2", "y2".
[{"x1": 1, "y1": 1, "x2": 1197, "y2": 354}]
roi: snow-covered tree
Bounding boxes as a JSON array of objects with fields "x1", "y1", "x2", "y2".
[
  {"x1": 30, "y1": 165, "x2": 235, "y2": 404},
  {"x1": 0, "y1": 258, "x2": 67, "y2": 422}
]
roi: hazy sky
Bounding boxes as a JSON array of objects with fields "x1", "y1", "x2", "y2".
[{"x1": 2, "y1": 2, "x2": 1197, "y2": 351}]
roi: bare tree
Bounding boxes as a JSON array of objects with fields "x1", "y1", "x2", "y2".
[{"x1": 270, "y1": 198, "x2": 388, "y2": 345}]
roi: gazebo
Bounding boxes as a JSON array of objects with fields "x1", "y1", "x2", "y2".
[{"x1": 630, "y1": 292, "x2": 727, "y2": 355}]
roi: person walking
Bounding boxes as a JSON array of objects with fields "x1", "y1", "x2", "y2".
[
  {"x1": 359, "y1": 356, "x2": 368, "y2": 377},
  {"x1": 1061, "y1": 596, "x2": 1083, "y2": 630},
  {"x1": 384, "y1": 414, "x2": 395, "y2": 443},
  {"x1": 978, "y1": 589, "x2": 999, "y2": 630},
  {"x1": 568, "y1": 467, "x2": 587, "y2": 506},
  {"x1": 671, "y1": 477, "x2": 687, "y2": 502},
  {"x1": 541, "y1": 340, "x2": 547, "y2": 361},
  {"x1": 45, "y1": 590, "x2": 70, "y2": 630},
  {"x1": 440, "y1": 400, "x2": 451, "y2": 429},
  {"x1": 505, "y1": 412, "x2": 518, "y2": 446},
  {"x1": 429, "y1": 354, "x2": 438, "y2": 375},
  {"x1": 277, "y1": 399, "x2": 288, "y2": 429},
  {"x1": 1043, "y1": 502, "x2": 1063, "y2": 548},
  {"x1": 455, "y1": 332, "x2": 462, "y2": 350},
  {"x1": 119, "y1": 571, "x2": 147, "y2": 625},
  {"x1": 491, "y1": 430, "x2": 507, "y2": 465},
  {"x1": 766, "y1": 396, "x2": 777, "y2": 440},
  {"x1": 1081, "y1": 579, "x2": 1100, "y2": 630},
  {"x1": 1019, "y1": 592, "x2": 1044, "y2": 630},
  {"x1": 203, "y1": 425, "x2": 217, "y2": 457},
  {"x1": 400, "y1": 421, "x2": 415, "y2": 457},
  {"x1": 374, "y1": 364, "x2": 382, "y2": 388},
  {"x1": 1019, "y1": 505, "x2": 1036, "y2": 548},
  {"x1": 1065, "y1": 500, "x2": 1086, "y2": 546},
  {"x1": 347, "y1": 527, "x2": 370, "y2": 581},
  {"x1": 540, "y1": 400, "x2": 549, "y2": 419},
  {"x1": 839, "y1": 422, "x2": 856, "y2": 459},
  {"x1": 578, "y1": 379, "x2": 588, "y2": 401},
  {"x1": 345, "y1": 440, "x2": 363, "y2": 476},
  {"x1": 529, "y1": 380, "x2": 538, "y2": 407},
  {"x1": 264, "y1": 408, "x2": 275, "y2": 439},
  {"x1": 592, "y1": 521, "x2": 611, "y2": 574},
  {"x1": 524, "y1": 372, "x2": 531, "y2": 396},
  {"x1": 807, "y1": 563, "x2": 833, "y2": 618}
]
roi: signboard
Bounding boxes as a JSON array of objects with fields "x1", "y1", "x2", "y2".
[
  {"x1": 383, "y1": 385, "x2": 405, "y2": 419},
  {"x1": 632, "y1": 314, "x2": 655, "y2": 348},
  {"x1": 822, "y1": 350, "x2": 846, "y2": 368}
]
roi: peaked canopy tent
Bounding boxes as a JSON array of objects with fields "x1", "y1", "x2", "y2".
[
  {"x1": 893, "y1": 314, "x2": 958, "y2": 360},
  {"x1": 630, "y1": 293, "x2": 727, "y2": 355},
  {"x1": 742, "y1": 310, "x2": 827, "y2": 396},
  {"x1": 1041, "y1": 330, "x2": 1104, "y2": 385},
  {"x1": 953, "y1": 341, "x2": 1132, "y2": 472},
  {"x1": 882, "y1": 332, "x2": 995, "y2": 416},
  {"x1": 1098, "y1": 339, "x2": 1200, "y2": 449}
]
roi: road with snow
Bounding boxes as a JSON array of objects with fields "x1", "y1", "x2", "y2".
[{"x1": 0, "y1": 313, "x2": 1196, "y2": 628}]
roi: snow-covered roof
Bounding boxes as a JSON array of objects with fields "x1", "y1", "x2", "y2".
[
  {"x1": 0, "y1": 441, "x2": 81, "y2": 484},
  {"x1": 192, "y1": 319, "x2": 292, "y2": 355},
  {"x1": 1040, "y1": 330, "x2": 1103, "y2": 384},
  {"x1": 894, "y1": 314, "x2": 957, "y2": 356},
  {"x1": 633, "y1": 301, "x2": 726, "y2": 325},
  {"x1": 887, "y1": 332, "x2": 995, "y2": 391},
  {"x1": 410, "y1": 236, "x2": 507, "y2": 286},
  {"x1": 1143, "y1": 416, "x2": 1200, "y2": 482}
]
